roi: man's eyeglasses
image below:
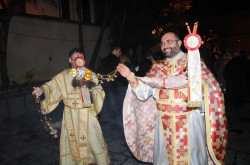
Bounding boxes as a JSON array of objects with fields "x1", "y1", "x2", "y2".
[{"x1": 160, "y1": 40, "x2": 179, "y2": 47}]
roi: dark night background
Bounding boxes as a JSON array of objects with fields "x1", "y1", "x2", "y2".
[{"x1": 0, "y1": 0, "x2": 250, "y2": 164}]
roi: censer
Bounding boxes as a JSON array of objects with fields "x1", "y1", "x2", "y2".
[
  {"x1": 69, "y1": 56, "x2": 118, "y2": 83},
  {"x1": 34, "y1": 96, "x2": 58, "y2": 139}
]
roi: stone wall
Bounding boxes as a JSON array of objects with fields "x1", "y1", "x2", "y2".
[{"x1": 6, "y1": 15, "x2": 111, "y2": 84}]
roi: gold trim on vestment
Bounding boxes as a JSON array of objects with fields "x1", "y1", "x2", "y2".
[
  {"x1": 41, "y1": 83, "x2": 62, "y2": 114},
  {"x1": 64, "y1": 100, "x2": 93, "y2": 109},
  {"x1": 89, "y1": 91, "x2": 99, "y2": 116},
  {"x1": 89, "y1": 88, "x2": 105, "y2": 116},
  {"x1": 55, "y1": 77, "x2": 63, "y2": 96},
  {"x1": 187, "y1": 101, "x2": 202, "y2": 107},
  {"x1": 169, "y1": 89, "x2": 175, "y2": 102},
  {"x1": 78, "y1": 108, "x2": 89, "y2": 162},
  {"x1": 64, "y1": 108, "x2": 81, "y2": 160},
  {"x1": 47, "y1": 98, "x2": 62, "y2": 106},
  {"x1": 157, "y1": 100, "x2": 188, "y2": 105},
  {"x1": 64, "y1": 107, "x2": 90, "y2": 162},
  {"x1": 63, "y1": 71, "x2": 69, "y2": 96},
  {"x1": 129, "y1": 77, "x2": 140, "y2": 89}
]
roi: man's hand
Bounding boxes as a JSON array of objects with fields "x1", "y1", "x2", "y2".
[
  {"x1": 32, "y1": 87, "x2": 43, "y2": 98},
  {"x1": 117, "y1": 63, "x2": 131, "y2": 78}
]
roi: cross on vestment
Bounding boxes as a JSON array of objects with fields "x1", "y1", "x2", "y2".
[
  {"x1": 178, "y1": 146, "x2": 186, "y2": 156},
  {"x1": 163, "y1": 120, "x2": 171, "y2": 127},
  {"x1": 166, "y1": 105, "x2": 173, "y2": 113},
  {"x1": 72, "y1": 101, "x2": 78, "y2": 107},
  {"x1": 80, "y1": 135, "x2": 86, "y2": 140},
  {"x1": 177, "y1": 119, "x2": 185, "y2": 128}
]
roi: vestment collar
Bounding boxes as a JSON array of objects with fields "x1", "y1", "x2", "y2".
[{"x1": 164, "y1": 51, "x2": 183, "y2": 64}]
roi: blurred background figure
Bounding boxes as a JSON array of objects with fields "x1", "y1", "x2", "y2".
[
  {"x1": 98, "y1": 45, "x2": 126, "y2": 135},
  {"x1": 246, "y1": 51, "x2": 250, "y2": 96},
  {"x1": 120, "y1": 52, "x2": 136, "y2": 75},
  {"x1": 223, "y1": 50, "x2": 247, "y2": 109},
  {"x1": 215, "y1": 49, "x2": 232, "y2": 93},
  {"x1": 99, "y1": 45, "x2": 121, "y2": 75},
  {"x1": 136, "y1": 50, "x2": 164, "y2": 77},
  {"x1": 127, "y1": 45, "x2": 138, "y2": 69},
  {"x1": 199, "y1": 45, "x2": 217, "y2": 78},
  {"x1": 98, "y1": 45, "x2": 122, "y2": 126}
]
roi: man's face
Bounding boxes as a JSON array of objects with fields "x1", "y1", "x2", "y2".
[
  {"x1": 160, "y1": 33, "x2": 181, "y2": 58},
  {"x1": 115, "y1": 48, "x2": 122, "y2": 57},
  {"x1": 128, "y1": 48, "x2": 134, "y2": 57},
  {"x1": 69, "y1": 52, "x2": 84, "y2": 68}
]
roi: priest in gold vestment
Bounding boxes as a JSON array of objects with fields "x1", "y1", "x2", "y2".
[{"x1": 32, "y1": 48, "x2": 110, "y2": 165}]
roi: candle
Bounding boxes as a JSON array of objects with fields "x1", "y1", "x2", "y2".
[
  {"x1": 186, "y1": 22, "x2": 191, "y2": 34},
  {"x1": 193, "y1": 22, "x2": 198, "y2": 34}
]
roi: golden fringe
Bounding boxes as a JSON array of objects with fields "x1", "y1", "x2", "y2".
[
  {"x1": 187, "y1": 101, "x2": 202, "y2": 108},
  {"x1": 78, "y1": 157, "x2": 89, "y2": 163}
]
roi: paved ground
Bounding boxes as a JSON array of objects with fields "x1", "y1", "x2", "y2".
[
  {"x1": 0, "y1": 100, "x2": 151, "y2": 165},
  {"x1": 0, "y1": 94, "x2": 250, "y2": 165}
]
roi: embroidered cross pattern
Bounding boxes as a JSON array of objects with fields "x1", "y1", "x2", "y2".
[
  {"x1": 72, "y1": 101, "x2": 78, "y2": 107},
  {"x1": 80, "y1": 135, "x2": 86, "y2": 141},
  {"x1": 70, "y1": 132, "x2": 74, "y2": 137},
  {"x1": 176, "y1": 119, "x2": 185, "y2": 128},
  {"x1": 163, "y1": 120, "x2": 171, "y2": 128},
  {"x1": 166, "y1": 105, "x2": 173, "y2": 113},
  {"x1": 159, "y1": 90, "x2": 168, "y2": 99},
  {"x1": 157, "y1": 103, "x2": 173, "y2": 112},
  {"x1": 177, "y1": 146, "x2": 186, "y2": 156}
]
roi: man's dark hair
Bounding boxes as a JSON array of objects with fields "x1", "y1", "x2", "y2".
[
  {"x1": 111, "y1": 45, "x2": 121, "y2": 52},
  {"x1": 69, "y1": 48, "x2": 84, "y2": 58},
  {"x1": 168, "y1": 32, "x2": 181, "y2": 41}
]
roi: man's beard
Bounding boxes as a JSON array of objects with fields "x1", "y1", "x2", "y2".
[
  {"x1": 162, "y1": 46, "x2": 180, "y2": 58},
  {"x1": 72, "y1": 78, "x2": 96, "y2": 89}
]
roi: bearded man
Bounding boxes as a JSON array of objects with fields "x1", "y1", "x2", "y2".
[{"x1": 117, "y1": 32, "x2": 227, "y2": 165}]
